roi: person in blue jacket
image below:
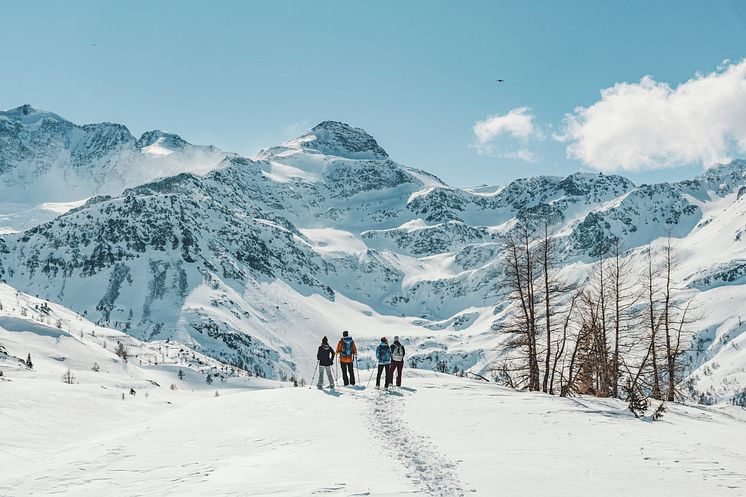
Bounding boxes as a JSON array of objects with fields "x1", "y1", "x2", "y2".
[{"x1": 375, "y1": 337, "x2": 393, "y2": 389}]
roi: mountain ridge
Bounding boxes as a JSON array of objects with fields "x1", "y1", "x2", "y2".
[{"x1": 0, "y1": 106, "x2": 745, "y2": 403}]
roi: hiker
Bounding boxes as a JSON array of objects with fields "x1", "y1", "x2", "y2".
[
  {"x1": 389, "y1": 336, "x2": 406, "y2": 387},
  {"x1": 375, "y1": 337, "x2": 392, "y2": 388},
  {"x1": 316, "y1": 336, "x2": 335, "y2": 389},
  {"x1": 336, "y1": 330, "x2": 357, "y2": 386}
]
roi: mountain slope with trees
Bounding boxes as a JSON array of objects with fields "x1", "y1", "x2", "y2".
[{"x1": 0, "y1": 107, "x2": 744, "y2": 405}]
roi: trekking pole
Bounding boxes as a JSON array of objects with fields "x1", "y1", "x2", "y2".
[
  {"x1": 366, "y1": 362, "x2": 377, "y2": 388},
  {"x1": 308, "y1": 360, "x2": 319, "y2": 390},
  {"x1": 355, "y1": 356, "x2": 360, "y2": 385},
  {"x1": 335, "y1": 357, "x2": 339, "y2": 381}
]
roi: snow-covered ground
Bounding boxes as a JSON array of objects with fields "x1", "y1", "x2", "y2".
[{"x1": 2, "y1": 367, "x2": 745, "y2": 497}]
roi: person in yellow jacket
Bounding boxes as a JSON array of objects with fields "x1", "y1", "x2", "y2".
[{"x1": 335, "y1": 330, "x2": 358, "y2": 386}]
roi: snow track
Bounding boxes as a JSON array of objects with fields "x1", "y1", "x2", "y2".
[{"x1": 365, "y1": 388, "x2": 467, "y2": 497}]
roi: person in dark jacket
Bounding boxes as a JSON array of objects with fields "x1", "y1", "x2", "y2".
[
  {"x1": 375, "y1": 337, "x2": 392, "y2": 388},
  {"x1": 389, "y1": 335, "x2": 406, "y2": 387},
  {"x1": 316, "y1": 336, "x2": 335, "y2": 389}
]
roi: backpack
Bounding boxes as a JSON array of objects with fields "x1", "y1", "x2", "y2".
[
  {"x1": 377, "y1": 344, "x2": 391, "y2": 364},
  {"x1": 391, "y1": 342, "x2": 405, "y2": 361},
  {"x1": 341, "y1": 336, "x2": 354, "y2": 357}
]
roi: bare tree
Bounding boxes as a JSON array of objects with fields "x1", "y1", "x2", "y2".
[
  {"x1": 660, "y1": 236, "x2": 697, "y2": 401},
  {"x1": 608, "y1": 238, "x2": 640, "y2": 398},
  {"x1": 499, "y1": 211, "x2": 575, "y2": 394},
  {"x1": 500, "y1": 220, "x2": 541, "y2": 391},
  {"x1": 497, "y1": 228, "x2": 693, "y2": 407},
  {"x1": 592, "y1": 254, "x2": 612, "y2": 396},
  {"x1": 539, "y1": 215, "x2": 569, "y2": 393}
]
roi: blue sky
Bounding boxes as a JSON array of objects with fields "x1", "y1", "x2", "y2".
[{"x1": 1, "y1": 1, "x2": 745, "y2": 187}]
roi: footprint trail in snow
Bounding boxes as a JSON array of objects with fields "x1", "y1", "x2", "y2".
[{"x1": 364, "y1": 388, "x2": 467, "y2": 497}]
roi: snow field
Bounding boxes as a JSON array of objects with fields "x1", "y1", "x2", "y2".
[
  {"x1": 401, "y1": 373, "x2": 746, "y2": 497},
  {"x1": 2, "y1": 361, "x2": 745, "y2": 496}
]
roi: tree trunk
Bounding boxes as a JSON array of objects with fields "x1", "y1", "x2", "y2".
[
  {"x1": 663, "y1": 238, "x2": 676, "y2": 401},
  {"x1": 612, "y1": 241, "x2": 621, "y2": 398},
  {"x1": 646, "y1": 245, "x2": 662, "y2": 400},
  {"x1": 542, "y1": 220, "x2": 552, "y2": 393}
]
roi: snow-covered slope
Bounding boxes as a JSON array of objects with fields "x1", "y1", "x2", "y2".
[
  {"x1": 2, "y1": 109, "x2": 746, "y2": 404},
  {"x1": 0, "y1": 282, "x2": 276, "y2": 390}
]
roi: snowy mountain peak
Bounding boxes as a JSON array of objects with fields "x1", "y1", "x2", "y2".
[
  {"x1": 696, "y1": 159, "x2": 746, "y2": 190},
  {"x1": 260, "y1": 121, "x2": 389, "y2": 161},
  {"x1": 137, "y1": 130, "x2": 189, "y2": 154},
  {"x1": 0, "y1": 104, "x2": 66, "y2": 124},
  {"x1": 13, "y1": 104, "x2": 40, "y2": 116},
  {"x1": 304, "y1": 121, "x2": 388, "y2": 159}
]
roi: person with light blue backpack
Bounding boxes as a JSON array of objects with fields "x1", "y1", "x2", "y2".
[{"x1": 375, "y1": 337, "x2": 392, "y2": 389}]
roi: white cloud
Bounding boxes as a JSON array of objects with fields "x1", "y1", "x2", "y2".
[
  {"x1": 474, "y1": 106, "x2": 537, "y2": 142},
  {"x1": 559, "y1": 59, "x2": 746, "y2": 172},
  {"x1": 472, "y1": 107, "x2": 541, "y2": 160}
]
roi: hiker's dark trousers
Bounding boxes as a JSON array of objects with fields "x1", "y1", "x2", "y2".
[
  {"x1": 390, "y1": 360, "x2": 403, "y2": 386},
  {"x1": 376, "y1": 364, "x2": 392, "y2": 388},
  {"x1": 340, "y1": 361, "x2": 355, "y2": 385}
]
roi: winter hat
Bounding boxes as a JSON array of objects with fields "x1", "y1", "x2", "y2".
[
  {"x1": 342, "y1": 330, "x2": 349, "y2": 337},
  {"x1": 381, "y1": 336, "x2": 388, "y2": 343},
  {"x1": 394, "y1": 336, "x2": 400, "y2": 342},
  {"x1": 322, "y1": 336, "x2": 328, "y2": 344}
]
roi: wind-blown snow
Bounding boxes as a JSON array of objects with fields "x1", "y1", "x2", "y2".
[{"x1": 0, "y1": 105, "x2": 226, "y2": 230}]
